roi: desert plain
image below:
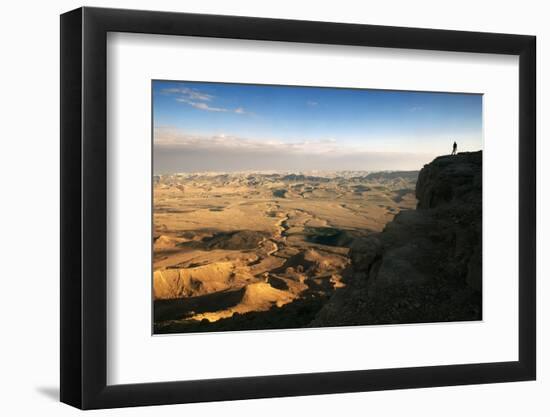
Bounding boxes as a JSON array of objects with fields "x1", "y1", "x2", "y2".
[{"x1": 153, "y1": 170, "x2": 418, "y2": 333}]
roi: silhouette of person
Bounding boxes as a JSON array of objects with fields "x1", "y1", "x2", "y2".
[{"x1": 452, "y1": 141, "x2": 457, "y2": 155}]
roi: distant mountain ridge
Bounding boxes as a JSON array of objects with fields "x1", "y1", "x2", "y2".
[{"x1": 156, "y1": 170, "x2": 420, "y2": 184}]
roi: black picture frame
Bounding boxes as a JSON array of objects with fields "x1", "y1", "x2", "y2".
[{"x1": 60, "y1": 6, "x2": 536, "y2": 410}]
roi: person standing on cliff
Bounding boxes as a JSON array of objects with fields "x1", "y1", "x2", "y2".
[{"x1": 452, "y1": 141, "x2": 457, "y2": 155}]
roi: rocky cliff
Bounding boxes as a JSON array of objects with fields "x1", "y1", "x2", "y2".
[{"x1": 311, "y1": 151, "x2": 482, "y2": 326}]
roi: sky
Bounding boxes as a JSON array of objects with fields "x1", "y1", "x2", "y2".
[{"x1": 153, "y1": 80, "x2": 482, "y2": 174}]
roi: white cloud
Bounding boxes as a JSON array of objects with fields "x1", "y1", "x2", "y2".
[
  {"x1": 153, "y1": 128, "x2": 442, "y2": 173},
  {"x1": 154, "y1": 128, "x2": 345, "y2": 154},
  {"x1": 162, "y1": 86, "x2": 213, "y2": 101},
  {"x1": 174, "y1": 98, "x2": 249, "y2": 114},
  {"x1": 160, "y1": 85, "x2": 250, "y2": 114},
  {"x1": 175, "y1": 98, "x2": 228, "y2": 112},
  {"x1": 307, "y1": 100, "x2": 319, "y2": 106}
]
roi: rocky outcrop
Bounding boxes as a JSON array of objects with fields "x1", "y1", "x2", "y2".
[
  {"x1": 311, "y1": 152, "x2": 482, "y2": 326},
  {"x1": 416, "y1": 151, "x2": 482, "y2": 210},
  {"x1": 154, "y1": 261, "x2": 245, "y2": 299}
]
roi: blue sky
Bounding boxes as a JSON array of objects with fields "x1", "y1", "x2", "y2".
[{"x1": 153, "y1": 80, "x2": 482, "y2": 173}]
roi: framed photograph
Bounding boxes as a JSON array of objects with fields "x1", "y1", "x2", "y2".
[{"x1": 60, "y1": 6, "x2": 536, "y2": 409}]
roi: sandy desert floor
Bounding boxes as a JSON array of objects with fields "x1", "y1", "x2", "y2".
[{"x1": 153, "y1": 171, "x2": 417, "y2": 333}]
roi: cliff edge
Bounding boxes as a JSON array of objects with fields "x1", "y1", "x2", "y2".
[{"x1": 311, "y1": 151, "x2": 482, "y2": 326}]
